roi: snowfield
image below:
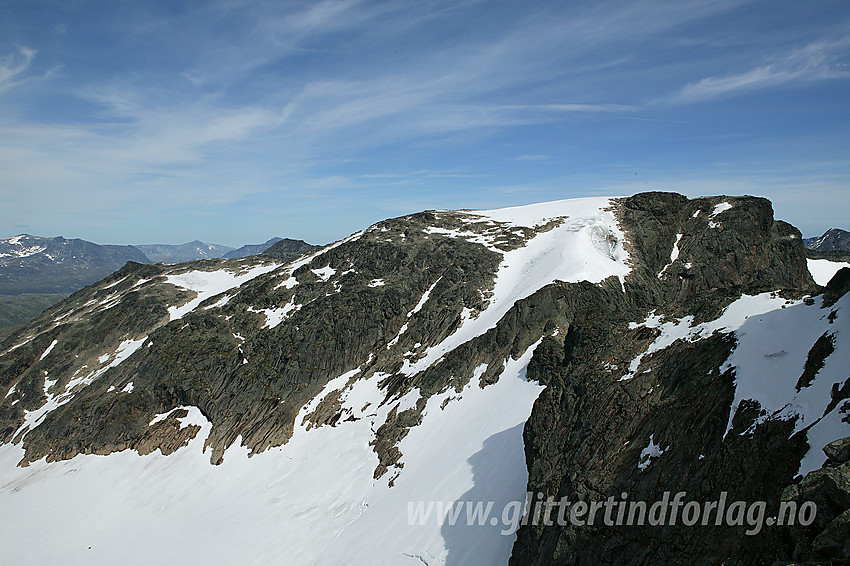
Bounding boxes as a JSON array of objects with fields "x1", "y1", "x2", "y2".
[
  {"x1": 621, "y1": 288, "x2": 850, "y2": 476},
  {"x1": 0, "y1": 343, "x2": 544, "y2": 565},
  {"x1": 164, "y1": 263, "x2": 280, "y2": 320},
  {"x1": 807, "y1": 258, "x2": 850, "y2": 286},
  {"x1": 723, "y1": 291, "x2": 850, "y2": 475}
]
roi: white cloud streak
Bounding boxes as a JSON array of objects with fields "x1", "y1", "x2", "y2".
[
  {"x1": 673, "y1": 37, "x2": 850, "y2": 103},
  {"x1": 513, "y1": 154, "x2": 553, "y2": 162},
  {"x1": 0, "y1": 47, "x2": 36, "y2": 93}
]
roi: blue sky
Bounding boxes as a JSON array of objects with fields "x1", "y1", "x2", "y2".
[{"x1": 1, "y1": 0, "x2": 848, "y2": 246}]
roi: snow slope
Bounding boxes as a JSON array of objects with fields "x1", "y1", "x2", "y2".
[
  {"x1": 164, "y1": 263, "x2": 280, "y2": 320},
  {"x1": 807, "y1": 258, "x2": 850, "y2": 286},
  {"x1": 723, "y1": 291, "x2": 850, "y2": 475},
  {"x1": 620, "y1": 288, "x2": 850, "y2": 476},
  {"x1": 0, "y1": 342, "x2": 544, "y2": 566}
]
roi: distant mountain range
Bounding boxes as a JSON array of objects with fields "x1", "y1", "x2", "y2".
[
  {"x1": 223, "y1": 237, "x2": 283, "y2": 259},
  {"x1": 138, "y1": 237, "x2": 296, "y2": 262},
  {"x1": 135, "y1": 241, "x2": 235, "y2": 263},
  {"x1": 804, "y1": 228, "x2": 850, "y2": 262},
  {"x1": 0, "y1": 235, "x2": 149, "y2": 295},
  {"x1": 0, "y1": 235, "x2": 150, "y2": 341}
]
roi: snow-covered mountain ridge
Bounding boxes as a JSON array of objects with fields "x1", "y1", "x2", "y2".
[{"x1": 1, "y1": 192, "x2": 848, "y2": 565}]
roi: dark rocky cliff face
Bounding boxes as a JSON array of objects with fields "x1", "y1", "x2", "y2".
[
  {"x1": 510, "y1": 194, "x2": 849, "y2": 565},
  {"x1": 1, "y1": 193, "x2": 847, "y2": 564}
]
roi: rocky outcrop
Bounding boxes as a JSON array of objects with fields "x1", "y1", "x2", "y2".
[
  {"x1": 510, "y1": 194, "x2": 830, "y2": 565},
  {"x1": 823, "y1": 267, "x2": 850, "y2": 308},
  {"x1": 766, "y1": 437, "x2": 850, "y2": 564},
  {"x1": 260, "y1": 237, "x2": 319, "y2": 261}
]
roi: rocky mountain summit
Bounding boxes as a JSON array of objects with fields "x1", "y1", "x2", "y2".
[
  {"x1": 805, "y1": 228, "x2": 850, "y2": 266},
  {"x1": 1, "y1": 193, "x2": 848, "y2": 565},
  {"x1": 260, "y1": 237, "x2": 320, "y2": 262},
  {"x1": 805, "y1": 228, "x2": 850, "y2": 253},
  {"x1": 221, "y1": 237, "x2": 295, "y2": 259}
]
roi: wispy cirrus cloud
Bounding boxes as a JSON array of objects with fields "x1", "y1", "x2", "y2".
[
  {"x1": 0, "y1": 46, "x2": 36, "y2": 93},
  {"x1": 536, "y1": 103, "x2": 637, "y2": 112},
  {"x1": 495, "y1": 103, "x2": 637, "y2": 115},
  {"x1": 512, "y1": 154, "x2": 553, "y2": 162},
  {"x1": 672, "y1": 37, "x2": 850, "y2": 103}
]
